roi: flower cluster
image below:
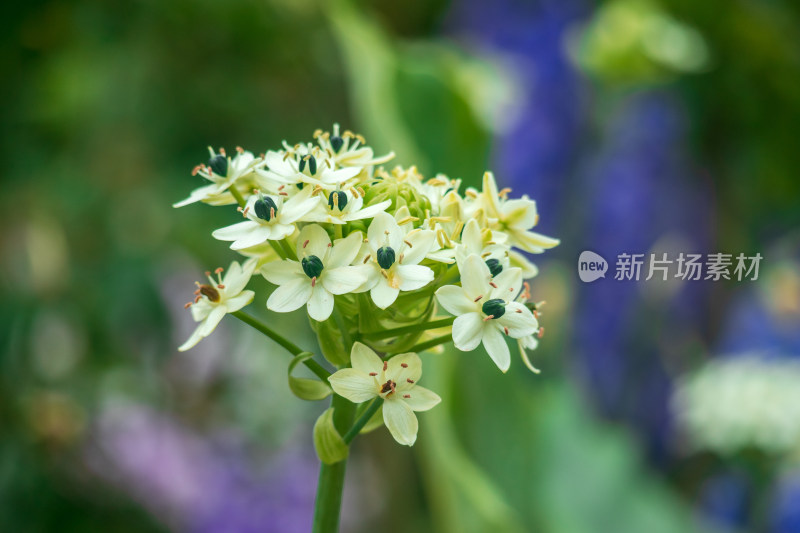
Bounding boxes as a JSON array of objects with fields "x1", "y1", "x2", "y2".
[{"x1": 176, "y1": 125, "x2": 558, "y2": 445}]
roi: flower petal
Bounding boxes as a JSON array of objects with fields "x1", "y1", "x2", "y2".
[
  {"x1": 344, "y1": 199, "x2": 392, "y2": 222},
  {"x1": 260, "y1": 260, "x2": 304, "y2": 285},
  {"x1": 230, "y1": 225, "x2": 274, "y2": 250},
  {"x1": 267, "y1": 277, "x2": 312, "y2": 313},
  {"x1": 460, "y1": 219, "x2": 483, "y2": 254},
  {"x1": 399, "y1": 229, "x2": 435, "y2": 265},
  {"x1": 327, "y1": 231, "x2": 363, "y2": 268},
  {"x1": 328, "y1": 369, "x2": 378, "y2": 403},
  {"x1": 212, "y1": 220, "x2": 260, "y2": 242},
  {"x1": 224, "y1": 290, "x2": 255, "y2": 313},
  {"x1": 350, "y1": 342, "x2": 383, "y2": 373},
  {"x1": 401, "y1": 386, "x2": 441, "y2": 412},
  {"x1": 367, "y1": 212, "x2": 403, "y2": 251},
  {"x1": 435, "y1": 285, "x2": 476, "y2": 316},
  {"x1": 370, "y1": 281, "x2": 400, "y2": 309},
  {"x1": 280, "y1": 187, "x2": 321, "y2": 224},
  {"x1": 482, "y1": 325, "x2": 511, "y2": 372},
  {"x1": 459, "y1": 254, "x2": 491, "y2": 300},
  {"x1": 307, "y1": 286, "x2": 334, "y2": 321},
  {"x1": 387, "y1": 352, "x2": 422, "y2": 385},
  {"x1": 296, "y1": 224, "x2": 331, "y2": 260},
  {"x1": 451, "y1": 312, "x2": 484, "y2": 351},
  {"x1": 396, "y1": 264, "x2": 434, "y2": 291},
  {"x1": 383, "y1": 399, "x2": 419, "y2": 446},
  {"x1": 321, "y1": 266, "x2": 366, "y2": 295},
  {"x1": 222, "y1": 261, "x2": 254, "y2": 294},
  {"x1": 178, "y1": 325, "x2": 205, "y2": 352},
  {"x1": 496, "y1": 302, "x2": 538, "y2": 338},
  {"x1": 490, "y1": 267, "x2": 522, "y2": 300},
  {"x1": 199, "y1": 306, "x2": 227, "y2": 337}
]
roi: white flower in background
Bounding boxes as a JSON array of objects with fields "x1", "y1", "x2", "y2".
[
  {"x1": 261, "y1": 224, "x2": 365, "y2": 321},
  {"x1": 515, "y1": 281, "x2": 542, "y2": 373},
  {"x1": 479, "y1": 171, "x2": 560, "y2": 253},
  {"x1": 357, "y1": 212, "x2": 436, "y2": 309},
  {"x1": 306, "y1": 189, "x2": 391, "y2": 225},
  {"x1": 672, "y1": 355, "x2": 800, "y2": 456},
  {"x1": 212, "y1": 187, "x2": 320, "y2": 250},
  {"x1": 435, "y1": 254, "x2": 538, "y2": 372},
  {"x1": 328, "y1": 342, "x2": 441, "y2": 446},
  {"x1": 174, "y1": 147, "x2": 263, "y2": 208},
  {"x1": 314, "y1": 124, "x2": 395, "y2": 168},
  {"x1": 179, "y1": 261, "x2": 256, "y2": 351}
]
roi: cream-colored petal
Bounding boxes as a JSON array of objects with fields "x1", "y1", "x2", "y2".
[
  {"x1": 382, "y1": 399, "x2": 419, "y2": 446},
  {"x1": 496, "y1": 302, "x2": 538, "y2": 338},
  {"x1": 490, "y1": 267, "x2": 522, "y2": 300},
  {"x1": 199, "y1": 306, "x2": 227, "y2": 337},
  {"x1": 459, "y1": 254, "x2": 491, "y2": 300},
  {"x1": 508, "y1": 250, "x2": 539, "y2": 279},
  {"x1": 321, "y1": 266, "x2": 366, "y2": 295},
  {"x1": 367, "y1": 212, "x2": 403, "y2": 250},
  {"x1": 399, "y1": 229, "x2": 435, "y2": 265},
  {"x1": 260, "y1": 259, "x2": 304, "y2": 285},
  {"x1": 435, "y1": 285, "x2": 477, "y2": 316},
  {"x1": 222, "y1": 260, "x2": 254, "y2": 294},
  {"x1": 370, "y1": 281, "x2": 399, "y2": 309},
  {"x1": 350, "y1": 342, "x2": 383, "y2": 373},
  {"x1": 224, "y1": 290, "x2": 255, "y2": 313},
  {"x1": 502, "y1": 198, "x2": 538, "y2": 229},
  {"x1": 460, "y1": 219, "x2": 483, "y2": 253},
  {"x1": 267, "y1": 277, "x2": 312, "y2": 313},
  {"x1": 482, "y1": 325, "x2": 511, "y2": 372},
  {"x1": 451, "y1": 312, "x2": 484, "y2": 352},
  {"x1": 387, "y1": 352, "x2": 422, "y2": 385},
  {"x1": 280, "y1": 187, "x2": 321, "y2": 224},
  {"x1": 307, "y1": 286, "x2": 334, "y2": 321},
  {"x1": 296, "y1": 224, "x2": 331, "y2": 259},
  {"x1": 401, "y1": 386, "x2": 441, "y2": 412},
  {"x1": 212, "y1": 220, "x2": 260, "y2": 242},
  {"x1": 327, "y1": 231, "x2": 363, "y2": 268},
  {"x1": 344, "y1": 199, "x2": 392, "y2": 222},
  {"x1": 178, "y1": 325, "x2": 205, "y2": 352},
  {"x1": 328, "y1": 369, "x2": 378, "y2": 403},
  {"x1": 396, "y1": 264, "x2": 434, "y2": 291},
  {"x1": 230, "y1": 225, "x2": 274, "y2": 250}
]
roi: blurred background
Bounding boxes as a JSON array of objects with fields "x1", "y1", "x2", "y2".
[{"x1": 2, "y1": 0, "x2": 800, "y2": 531}]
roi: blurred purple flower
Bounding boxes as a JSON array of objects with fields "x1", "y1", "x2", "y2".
[
  {"x1": 86, "y1": 404, "x2": 316, "y2": 533},
  {"x1": 771, "y1": 471, "x2": 800, "y2": 533}
]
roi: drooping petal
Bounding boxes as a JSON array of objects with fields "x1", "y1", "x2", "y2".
[
  {"x1": 260, "y1": 259, "x2": 304, "y2": 285},
  {"x1": 510, "y1": 229, "x2": 560, "y2": 253},
  {"x1": 350, "y1": 342, "x2": 383, "y2": 373},
  {"x1": 459, "y1": 254, "x2": 491, "y2": 300},
  {"x1": 296, "y1": 224, "x2": 331, "y2": 260},
  {"x1": 173, "y1": 183, "x2": 225, "y2": 208},
  {"x1": 496, "y1": 302, "x2": 538, "y2": 338},
  {"x1": 307, "y1": 286, "x2": 335, "y2": 321},
  {"x1": 367, "y1": 212, "x2": 403, "y2": 251},
  {"x1": 327, "y1": 231, "x2": 364, "y2": 268},
  {"x1": 321, "y1": 266, "x2": 366, "y2": 295},
  {"x1": 267, "y1": 277, "x2": 312, "y2": 313},
  {"x1": 387, "y1": 352, "x2": 422, "y2": 385},
  {"x1": 328, "y1": 369, "x2": 378, "y2": 403},
  {"x1": 370, "y1": 281, "x2": 400, "y2": 309},
  {"x1": 382, "y1": 399, "x2": 419, "y2": 446},
  {"x1": 482, "y1": 325, "x2": 511, "y2": 372},
  {"x1": 199, "y1": 306, "x2": 227, "y2": 336},
  {"x1": 401, "y1": 386, "x2": 441, "y2": 412},
  {"x1": 230, "y1": 225, "x2": 274, "y2": 250},
  {"x1": 451, "y1": 312, "x2": 484, "y2": 351},
  {"x1": 224, "y1": 290, "x2": 255, "y2": 313},
  {"x1": 501, "y1": 198, "x2": 538, "y2": 229},
  {"x1": 508, "y1": 249, "x2": 539, "y2": 279},
  {"x1": 399, "y1": 229, "x2": 436, "y2": 265},
  {"x1": 212, "y1": 220, "x2": 261, "y2": 242},
  {"x1": 396, "y1": 264, "x2": 434, "y2": 291},
  {"x1": 178, "y1": 325, "x2": 205, "y2": 352},
  {"x1": 490, "y1": 267, "x2": 522, "y2": 300},
  {"x1": 435, "y1": 285, "x2": 477, "y2": 316}
]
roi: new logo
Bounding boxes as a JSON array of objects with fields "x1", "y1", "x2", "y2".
[{"x1": 578, "y1": 251, "x2": 608, "y2": 282}]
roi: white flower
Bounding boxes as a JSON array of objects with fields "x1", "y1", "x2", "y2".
[
  {"x1": 258, "y1": 148, "x2": 361, "y2": 191},
  {"x1": 479, "y1": 172, "x2": 560, "y2": 254},
  {"x1": 212, "y1": 187, "x2": 320, "y2": 250},
  {"x1": 174, "y1": 147, "x2": 263, "y2": 208},
  {"x1": 435, "y1": 254, "x2": 538, "y2": 372},
  {"x1": 454, "y1": 218, "x2": 510, "y2": 272},
  {"x1": 260, "y1": 224, "x2": 366, "y2": 321},
  {"x1": 314, "y1": 124, "x2": 395, "y2": 168},
  {"x1": 179, "y1": 261, "x2": 256, "y2": 351},
  {"x1": 306, "y1": 189, "x2": 391, "y2": 225},
  {"x1": 328, "y1": 342, "x2": 441, "y2": 446},
  {"x1": 356, "y1": 212, "x2": 436, "y2": 309}
]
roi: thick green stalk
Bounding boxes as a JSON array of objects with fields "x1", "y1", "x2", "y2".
[
  {"x1": 231, "y1": 311, "x2": 330, "y2": 381},
  {"x1": 229, "y1": 185, "x2": 246, "y2": 207},
  {"x1": 408, "y1": 333, "x2": 453, "y2": 354},
  {"x1": 312, "y1": 394, "x2": 356, "y2": 533},
  {"x1": 343, "y1": 398, "x2": 383, "y2": 444}
]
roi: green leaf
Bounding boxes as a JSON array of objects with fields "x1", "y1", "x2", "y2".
[
  {"x1": 313, "y1": 407, "x2": 349, "y2": 464},
  {"x1": 288, "y1": 352, "x2": 331, "y2": 401}
]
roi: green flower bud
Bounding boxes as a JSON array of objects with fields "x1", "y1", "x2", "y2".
[
  {"x1": 486, "y1": 258, "x2": 503, "y2": 277},
  {"x1": 254, "y1": 196, "x2": 278, "y2": 221},
  {"x1": 208, "y1": 154, "x2": 228, "y2": 176},
  {"x1": 481, "y1": 298, "x2": 506, "y2": 319},
  {"x1": 377, "y1": 246, "x2": 396, "y2": 269},
  {"x1": 301, "y1": 255, "x2": 324, "y2": 279}
]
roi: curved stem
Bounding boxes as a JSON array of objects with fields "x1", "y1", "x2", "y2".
[
  {"x1": 229, "y1": 185, "x2": 246, "y2": 207},
  {"x1": 363, "y1": 317, "x2": 454, "y2": 340},
  {"x1": 407, "y1": 333, "x2": 453, "y2": 355},
  {"x1": 231, "y1": 311, "x2": 331, "y2": 381},
  {"x1": 343, "y1": 398, "x2": 383, "y2": 444}
]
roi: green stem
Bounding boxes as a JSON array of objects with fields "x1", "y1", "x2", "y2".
[
  {"x1": 408, "y1": 333, "x2": 453, "y2": 354},
  {"x1": 231, "y1": 311, "x2": 330, "y2": 381},
  {"x1": 229, "y1": 185, "x2": 246, "y2": 207},
  {"x1": 363, "y1": 317, "x2": 455, "y2": 340},
  {"x1": 269, "y1": 240, "x2": 287, "y2": 260},
  {"x1": 279, "y1": 238, "x2": 297, "y2": 260},
  {"x1": 312, "y1": 394, "x2": 356, "y2": 533},
  {"x1": 343, "y1": 398, "x2": 383, "y2": 444}
]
